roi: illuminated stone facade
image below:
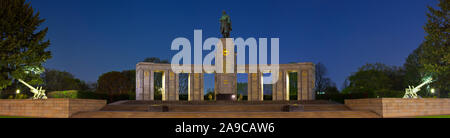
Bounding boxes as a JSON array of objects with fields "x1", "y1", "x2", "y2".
[{"x1": 135, "y1": 62, "x2": 315, "y2": 101}]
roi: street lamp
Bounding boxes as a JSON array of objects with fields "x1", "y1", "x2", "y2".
[{"x1": 16, "y1": 89, "x2": 20, "y2": 94}]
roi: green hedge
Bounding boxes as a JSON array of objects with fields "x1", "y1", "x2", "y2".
[
  {"x1": 179, "y1": 94, "x2": 188, "y2": 100},
  {"x1": 1, "y1": 94, "x2": 29, "y2": 99},
  {"x1": 78, "y1": 91, "x2": 135, "y2": 103},
  {"x1": 289, "y1": 95, "x2": 298, "y2": 100},
  {"x1": 47, "y1": 90, "x2": 78, "y2": 98},
  {"x1": 263, "y1": 95, "x2": 272, "y2": 100},
  {"x1": 316, "y1": 93, "x2": 369, "y2": 103}
]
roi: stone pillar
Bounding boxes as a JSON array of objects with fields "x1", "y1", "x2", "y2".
[
  {"x1": 136, "y1": 69, "x2": 144, "y2": 100},
  {"x1": 150, "y1": 70, "x2": 155, "y2": 100},
  {"x1": 247, "y1": 73, "x2": 252, "y2": 101},
  {"x1": 308, "y1": 68, "x2": 315, "y2": 100},
  {"x1": 175, "y1": 73, "x2": 180, "y2": 101},
  {"x1": 167, "y1": 70, "x2": 177, "y2": 101},
  {"x1": 201, "y1": 73, "x2": 204, "y2": 101},
  {"x1": 163, "y1": 70, "x2": 169, "y2": 101},
  {"x1": 297, "y1": 71, "x2": 300, "y2": 101},
  {"x1": 143, "y1": 70, "x2": 150, "y2": 100},
  {"x1": 272, "y1": 72, "x2": 278, "y2": 101},
  {"x1": 299, "y1": 70, "x2": 309, "y2": 100},
  {"x1": 272, "y1": 70, "x2": 287, "y2": 101},
  {"x1": 285, "y1": 71, "x2": 291, "y2": 101},
  {"x1": 189, "y1": 73, "x2": 203, "y2": 101},
  {"x1": 248, "y1": 72, "x2": 262, "y2": 101},
  {"x1": 258, "y1": 72, "x2": 263, "y2": 101}
]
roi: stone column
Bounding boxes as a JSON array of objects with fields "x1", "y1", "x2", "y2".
[
  {"x1": 272, "y1": 72, "x2": 277, "y2": 101},
  {"x1": 136, "y1": 69, "x2": 144, "y2": 100},
  {"x1": 272, "y1": 70, "x2": 287, "y2": 101},
  {"x1": 189, "y1": 73, "x2": 193, "y2": 101},
  {"x1": 143, "y1": 70, "x2": 150, "y2": 100},
  {"x1": 248, "y1": 72, "x2": 262, "y2": 101},
  {"x1": 167, "y1": 70, "x2": 177, "y2": 101},
  {"x1": 189, "y1": 73, "x2": 203, "y2": 101},
  {"x1": 248, "y1": 73, "x2": 255, "y2": 101},
  {"x1": 258, "y1": 72, "x2": 263, "y2": 101},
  {"x1": 200, "y1": 73, "x2": 204, "y2": 101},
  {"x1": 150, "y1": 70, "x2": 155, "y2": 100},
  {"x1": 280, "y1": 71, "x2": 286, "y2": 101},
  {"x1": 300, "y1": 70, "x2": 309, "y2": 100},
  {"x1": 297, "y1": 71, "x2": 302, "y2": 101},
  {"x1": 163, "y1": 70, "x2": 169, "y2": 101},
  {"x1": 308, "y1": 68, "x2": 315, "y2": 100},
  {"x1": 175, "y1": 73, "x2": 180, "y2": 101},
  {"x1": 247, "y1": 73, "x2": 252, "y2": 101}
]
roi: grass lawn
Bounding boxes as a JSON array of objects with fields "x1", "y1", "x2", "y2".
[{"x1": 416, "y1": 115, "x2": 450, "y2": 118}]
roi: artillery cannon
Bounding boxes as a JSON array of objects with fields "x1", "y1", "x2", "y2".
[
  {"x1": 403, "y1": 77, "x2": 433, "y2": 98},
  {"x1": 17, "y1": 79, "x2": 47, "y2": 99}
]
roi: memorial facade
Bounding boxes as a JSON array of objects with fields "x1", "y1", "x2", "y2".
[{"x1": 135, "y1": 62, "x2": 315, "y2": 101}]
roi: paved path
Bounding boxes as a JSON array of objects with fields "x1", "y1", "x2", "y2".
[{"x1": 71, "y1": 111, "x2": 380, "y2": 118}]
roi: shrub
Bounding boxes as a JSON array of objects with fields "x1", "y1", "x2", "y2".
[
  {"x1": 289, "y1": 95, "x2": 298, "y2": 100},
  {"x1": 15, "y1": 94, "x2": 28, "y2": 99},
  {"x1": 77, "y1": 91, "x2": 106, "y2": 99},
  {"x1": 179, "y1": 94, "x2": 188, "y2": 100},
  {"x1": 3, "y1": 94, "x2": 28, "y2": 99},
  {"x1": 47, "y1": 90, "x2": 78, "y2": 98},
  {"x1": 374, "y1": 89, "x2": 403, "y2": 98},
  {"x1": 316, "y1": 93, "x2": 368, "y2": 103},
  {"x1": 263, "y1": 95, "x2": 272, "y2": 100},
  {"x1": 77, "y1": 91, "x2": 132, "y2": 103}
]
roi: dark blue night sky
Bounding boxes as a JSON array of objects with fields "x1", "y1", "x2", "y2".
[{"x1": 30, "y1": 0, "x2": 436, "y2": 90}]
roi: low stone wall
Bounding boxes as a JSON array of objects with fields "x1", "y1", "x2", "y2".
[
  {"x1": 345, "y1": 98, "x2": 450, "y2": 117},
  {"x1": 0, "y1": 98, "x2": 106, "y2": 118}
]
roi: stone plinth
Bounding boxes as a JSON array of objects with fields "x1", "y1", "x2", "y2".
[
  {"x1": 0, "y1": 98, "x2": 106, "y2": 118},
  {"x1": 345, "y1": 98, "x2": 450, "y2": 117},
  {"x1": 215, "y1": 38, "x2": 237, "y2": 99}
]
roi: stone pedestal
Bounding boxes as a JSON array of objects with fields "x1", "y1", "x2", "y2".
[
  {"x1": 215, "y1": 38, "x2": 237, "y2": 100},
  {"x1": 345, "y1": 98, "x2": 450, "y2": 117},
  {"x1": 0, "y1": 99, "x2": 106, "y2": 118}
]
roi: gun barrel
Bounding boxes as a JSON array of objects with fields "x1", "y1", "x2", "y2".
[
  {"x1": 416, "y1": 81, "x2": 431, "y2": 89},
  {"x1": 17, "y1": 79, "x2": 37, "y2": 91}
]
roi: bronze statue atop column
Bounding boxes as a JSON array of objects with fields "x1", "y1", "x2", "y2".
[{"x1": 219, "y1": 11, "x2": 232, "y2": 38}]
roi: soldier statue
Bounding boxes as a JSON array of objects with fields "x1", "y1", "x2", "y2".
[{"x1": 219, "y1": 11, "x2": 232, "y2": 38}]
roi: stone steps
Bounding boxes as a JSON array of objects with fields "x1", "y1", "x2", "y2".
[
  {"x1": 168, "y1": 105, "x2": 287, "y2": 112},
  {"x1": 101, "y1": 105, "x2": 148, "y2": 111},
  {"x1": 304, "y1": 104, "x2": 350, "y2": 111},
  {"x1": 100, "y1": 104, "x2": 350, "y2": 112},
  {"x1": 71, "y1": 111, "x2": 380, "y2": 118},
  {"x1": 117, "y1": 100, "x2": 338, "y2": 105}
]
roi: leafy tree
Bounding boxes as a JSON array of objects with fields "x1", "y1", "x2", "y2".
[
  {"x1": 404, "y1": 45, "x2": 431, "y2": 96},
  {"x1": 418, "y1": 0, "x2": 449, "y2": 93},
  {"x1": 178, "y1": 73, "x2": 189, "y2": 100},
  {"x1": 121, "y1": 70, "x2": 136, "y2": 93},
  {"x1": 404, "y1": 0, "x2": 449, "y2": 97},
  {"x1": 288, "y1": 72, "x2": 298, "y2": 99},
  {"x1": 205, "y1": 88, "x2": 214, "y2": 101},
  {"x1": 97, "y1": 71, "x2": 132, "y2": 102},
  {"x1": 237, "y1": 82, "x2": 247, "y2": 96},
  {"x1": 324, "y1": 85, "x2": 339, "y2": 95},
  {"x1": 43, "y1": 69, "x2": 89, "y2": 91},
  {"x1": 143, "y1": 57, "x2": 169, "y2": 63},
  {"x1": 342, "y1": 63, "x2": 405, "y2": 98},
  {"x1": 153, "y1": 72, "x2": 163, "y2": 100},
  {"x1": 0, "y1": 0, "x2": 51, "y2": 89}
]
